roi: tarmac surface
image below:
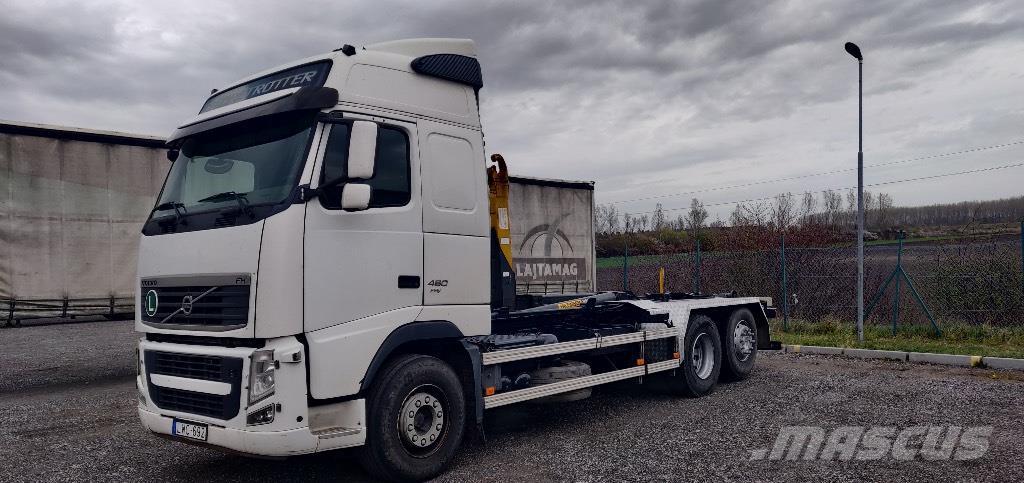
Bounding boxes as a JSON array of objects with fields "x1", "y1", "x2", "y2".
[{"x1": 2, "y1": 319, "x2": 1022, "y2": 482}]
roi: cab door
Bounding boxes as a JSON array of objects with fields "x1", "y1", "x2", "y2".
[{"x1": 302, "y1": 115, "x2": 422, "y2": 333}]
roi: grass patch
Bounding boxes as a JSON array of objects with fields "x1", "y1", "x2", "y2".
[
  {"x1": 596, "y1": 253, "x2": 693, "y2": 269},
  {"x1": 863, "y1": 235, "x2": 970, "y2": 246},
  {"x1": 771, "y1": 319, "x2": 1024, "y2": 359}
]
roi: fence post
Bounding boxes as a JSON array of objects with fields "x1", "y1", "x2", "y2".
[
  {"x1": 658, "y1": 267, "x2": 665, "y2": 294},
  {"x1": 622, "y1": 233, "x2": 630, "y2": 292},
  {"x1": 780, "y1": 234, "x2": 789, "y2": 331},
  {"x1": 892, "y1": 233, "x2": 903, "y2": 335},
  {"x1": 692, "y1": 239, "x2": 702, "y2": 294}
]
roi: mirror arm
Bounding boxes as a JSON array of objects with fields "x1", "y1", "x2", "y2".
[
  {"x1": 296, "y1": 183, "x2": 318, "y2": 203},
  {"x1": 296, "y1": 175, "x2": 351, "y2": 203}
]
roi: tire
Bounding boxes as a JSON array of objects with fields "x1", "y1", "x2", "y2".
[
  {"x1": 358, "y1": 354, "x2": 466, "y2": 482},
  {"x1": 659, "y1": 315, "x2": 721, "y2": 397},
  {"x1": 529, "y1": 360, "x2": 592, "y2": 403},
  {"x1": 720, "y1": 308, "x2": 758, "y2": 381}
]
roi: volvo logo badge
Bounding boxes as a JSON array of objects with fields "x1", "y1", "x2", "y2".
[
  {"x1": 181, "y1": 295, "x2": 194, "y2": 315},
  {"x1": 144, "y1": 290, "x2": 159, "y2": 317}
]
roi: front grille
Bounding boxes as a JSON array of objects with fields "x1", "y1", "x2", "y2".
[
  {"x1": 151, "y1": 352, "x2": 226, "y2": 381},
  {"x1": 151, "y1": 387, "x2": 228, "y2": 418},
  {"x1": 141, "y1": 283, "x2": 250, "y2": 330},
  {"x1": 145, "y1": 350, "x2": 242, "y2": 420}
]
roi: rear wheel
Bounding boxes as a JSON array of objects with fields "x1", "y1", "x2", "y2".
[
  {"x1": 359, "y1": 354, "x2": 465, "y2": 482},
  {"x1": 659, "y1": 315, "x2": 721, "y2": 397},
  {"x1": 721, "y1": 308, "x2": 758, "y2": 381}
]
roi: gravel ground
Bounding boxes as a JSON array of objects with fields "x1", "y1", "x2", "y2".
[{"x1": 2, "y1": 321, "x2": 1023, "y2": 482}]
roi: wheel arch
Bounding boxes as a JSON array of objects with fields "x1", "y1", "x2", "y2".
[
  {"x1": 360, "y1": 320, "x2": 465, "y2": 392},
  {"x1": 358, "y1": 320, "x2": 483, "y2": 430}
]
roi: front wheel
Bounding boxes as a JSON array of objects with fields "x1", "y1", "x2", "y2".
[{"x1": 359, "y1": 354, "x2": 466, "y2": 482}]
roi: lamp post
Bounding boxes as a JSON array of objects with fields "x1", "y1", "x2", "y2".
[{"x1": 845, "y1": 41, "x2": 865, "y2": 343}]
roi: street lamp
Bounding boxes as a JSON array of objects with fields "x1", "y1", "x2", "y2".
[{"x1": 845, "y1": 41, "x2": 865, "y2": 342}]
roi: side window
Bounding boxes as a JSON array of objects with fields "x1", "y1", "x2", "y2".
[{"x1": 319, "y1": 123, "x2": 411, "y2": 209}]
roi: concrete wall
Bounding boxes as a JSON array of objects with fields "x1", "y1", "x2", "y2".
[
  {"x1": 508, "y1": 176, "x2": 596, "y2": 294},
  {"x1": 0, "y1": 121, "x2": 597, "y2": 318}
]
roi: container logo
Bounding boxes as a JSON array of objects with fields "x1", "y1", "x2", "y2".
[
  {"x1": 515, "y1": 213, "x2": 587, "y2": 283},
  {"x1": 144, "y1": 290, "x2": 159, "y2": 317}
]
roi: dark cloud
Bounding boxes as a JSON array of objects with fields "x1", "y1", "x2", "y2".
[{"x1": 0, "y1": 0, "x2": 1021, "y2": 216}]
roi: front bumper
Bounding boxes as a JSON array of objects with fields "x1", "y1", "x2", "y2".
[
  {"x1": 136, "y1": 336, "x2": 365, "y2": 456},
  {"x1": 138, "y1": 405, "x2": 328, "y2": 456}
]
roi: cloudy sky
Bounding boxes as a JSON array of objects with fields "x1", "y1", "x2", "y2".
[{"x1": 2, "y1": 0, "x2": 1022, "y2": 221}]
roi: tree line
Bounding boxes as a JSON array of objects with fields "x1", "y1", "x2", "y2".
[{"x1": 594, "y1": 192, "x2": 1024, "y2": 256}]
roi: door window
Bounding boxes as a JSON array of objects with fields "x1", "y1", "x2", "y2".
[{"x1": 319, "y1": 123, "x2": 411, "y2": 209}]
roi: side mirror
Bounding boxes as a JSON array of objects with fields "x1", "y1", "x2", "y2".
[
  {"x1": 347, "y1": 121, "x2": 377, "y2": 179},
  {"x1": 341, "y1": 183, "x2": 371, "y2": 211},
  {"x1": 167, "y1": 149, "x2": 179, "y2": 161}
]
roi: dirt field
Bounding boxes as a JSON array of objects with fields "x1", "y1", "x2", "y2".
[{"x1": 2, "y1": 320, "x2": 1023, "y2": 482}]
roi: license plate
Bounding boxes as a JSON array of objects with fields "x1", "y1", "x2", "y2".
[{"x1": 173, "y1": 419, "x2": 208, "y2": 442}]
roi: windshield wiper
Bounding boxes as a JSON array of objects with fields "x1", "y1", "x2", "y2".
[
  {"x1": 152, "y1": 201, "x2": 188, "y2": 226},
  {"x1": 198, "y1": 191, "x2": 255, "y2": 219}
]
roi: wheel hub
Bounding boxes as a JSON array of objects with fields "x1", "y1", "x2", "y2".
[
  {"x1": 691, "y1": 332, "x2": 715, "y2": 379},
  {"x1": 733, "y1": 320, "x2": 755, "y2": 362},
  {"x1": 399, "y1": 388, "x2": 445, "y2": 451}
]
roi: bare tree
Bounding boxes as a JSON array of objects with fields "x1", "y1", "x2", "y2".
[
  {"x1": 674, "y1": 214, "x2": 686, "y2": 231},
  {"x1": 743, "y1": 201, "x2": 770, "y2": 227},
  {"x1": 729, "y1": 203, "x2": 747, "y2": 226},
  {"x1": 800, "y1": 192, "x2": 818, "y2": 226},
  {"x1": 863, "y1": 190, "x2": 875, "y2": 227},
  {"x1": 876, "y1": 192, "x2": 894, "y2": 230},
  {"x1": 636, "y1": 214, "x2": 650, "y2": 232},
  {"x1": 594, "y1": 204, "x2": 607, "y2": 234},
  {"x1": 651, "y1": 203, "x2": 666, "y2": 231},
  {"x1": 823, "y1": 190, "x2": 843, "y2": 229},
  {"x1": 771, "y1": 192, "x2": 797, "y2": 231},
  {"x1": 609, "y1": 205, "x2": 621, "y2": 233},
  {"x1": 685, "y1": 198, "x2": 709, "y2": 236},
  {"x1": 846, "y1": 188, "x2": 857, "y2": 227},
  {"x1": 593, "y1": 204, "x2": 621, "y2": 234},
  {"x1": 623, "y1": 213, "x2": 634, "y2": 233}
]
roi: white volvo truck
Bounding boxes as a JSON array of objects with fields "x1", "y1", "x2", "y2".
[{"x1": 136, "y1": 38, "x2": 778, "y2": 481}]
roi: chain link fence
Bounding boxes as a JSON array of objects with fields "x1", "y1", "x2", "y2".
[{"x1": 597, "y1": 228, "x2": 1024, "y2": 329}]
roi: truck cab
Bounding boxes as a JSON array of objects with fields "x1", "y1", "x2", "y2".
[{"x1": 136, "y1": 38, "x2": 775, "y2": 482}]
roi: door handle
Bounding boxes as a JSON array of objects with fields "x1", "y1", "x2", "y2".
[{"x1": 398, "y1": 276, "x2": 420, "y2": 289}]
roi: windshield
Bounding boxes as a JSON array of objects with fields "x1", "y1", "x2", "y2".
[{"x1": 146, "y1": 110, "x2": 317, "y2": 233}]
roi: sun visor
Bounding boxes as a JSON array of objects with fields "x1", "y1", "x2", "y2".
[{"x1": 166, "y1": 86, "x2": 338, "y2": 147}]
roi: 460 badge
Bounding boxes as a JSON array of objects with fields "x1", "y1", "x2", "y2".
[{"x1": 427, "y1": 279, "x2": 448, "y2": 293}]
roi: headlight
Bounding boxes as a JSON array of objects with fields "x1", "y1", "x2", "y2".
[{"x1": 248, "y1": 349, "x2": 275, "y2": 404}]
